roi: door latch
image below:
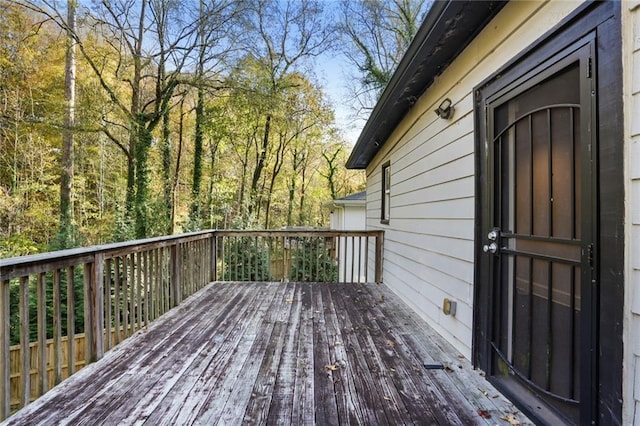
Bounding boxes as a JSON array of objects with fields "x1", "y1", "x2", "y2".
[
  {"x1": 483, "y1": 228, "x2": 500, "y2": 254},
  {"x1": 483, "y1": 242, "x2": 498, "y2": 254}
]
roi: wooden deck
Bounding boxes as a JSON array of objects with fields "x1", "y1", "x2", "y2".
[{"x1": 2, "y1": 282, "x2": 530, "y2": 425}]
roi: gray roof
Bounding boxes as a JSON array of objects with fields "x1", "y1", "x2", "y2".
[
  {"x1": 333, "y1": 191, "x2": 366, "y2": 206},
  {"x1": 346, "y1": 0, "x2": 505, "y2": 169}
]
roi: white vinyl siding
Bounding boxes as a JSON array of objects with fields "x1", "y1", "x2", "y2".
[
  {"x1": 625, "y1": 2, "x2": 640, "y2": 424},
  {"x1": 365, "y1": 1, "x2": 584, "y2": 359}
]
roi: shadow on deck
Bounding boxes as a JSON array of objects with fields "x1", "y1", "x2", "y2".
[{"x1": 3, "y1": 282, "x2": 530, "y2": 425}]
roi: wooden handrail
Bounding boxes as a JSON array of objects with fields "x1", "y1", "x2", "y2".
[{"x1": 0, "y1": 229, "x2": 383, "y2": 420}]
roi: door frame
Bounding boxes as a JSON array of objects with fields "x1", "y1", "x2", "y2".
[{"x1": 472, "y1": 2, "x2": 623, "y2": 424}]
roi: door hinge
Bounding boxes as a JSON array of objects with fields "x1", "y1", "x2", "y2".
[
  {"x1": 587, "y1": 57, "x2": 592, "y2": 78},
  {"x1": 587, "y1": 244, "x2": 594, "y2": 266}
]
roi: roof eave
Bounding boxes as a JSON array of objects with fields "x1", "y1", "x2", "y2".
[{"x1": 346, "y1": 0, "x2": 507, "y2": 170}]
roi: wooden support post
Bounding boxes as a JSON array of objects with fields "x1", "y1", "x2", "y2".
[
  {"x1": 0, "y1": 280, "x2": 10, "y2": 420},
  {"x1": 375, "y1": 232, "x2": 384, "y2": 284},
  {"x1": 84, "y1": 263, "x2": 93, "y2": 363},
  {"x1": 85, "y1": 256, "x2": 105, "y2": 364},
  {"x1": 94, "y1": 254, "x2": 104, "y2": 360}
]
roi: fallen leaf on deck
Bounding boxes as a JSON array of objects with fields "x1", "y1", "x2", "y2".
[
  {"x1": 285, "y1": 298, "x2": 294, "y2": 303},
  {"x1": 325, "y1": 364, "x2": 338, "y2": 371},
  {"x1": 386, "y1": 339, "x2": 395, "y2": 347},
  {"x1": 334, "y1": 341, "x2": 342, "y2": 346},
  {"x1": 500, "y1": 414, "x2": 521, "y2": 425},
  {"x1": 477, "y1": 409, "x2": 491, "y2": 419},
  {"x1": 383, "y1": 396, "x2": 391, "y2": 401},
  {"x1": 377, "y1": 296, "x2": 385, "y2": 302}
]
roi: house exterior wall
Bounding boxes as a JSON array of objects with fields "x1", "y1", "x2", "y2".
[
  {"x1": 624, "y1": 2, "x2": 640, "y2": 424},
  {"x1": 365, "y1": 1, "x2": 583, "y2": 359}
]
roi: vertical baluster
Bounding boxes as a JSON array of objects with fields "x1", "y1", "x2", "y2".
[
  {"x1": 284, "y1": 236, "x2": 288, "y2": 282},
  {"x1": 214, "y1": 234, "x2": 218, "y2": 281},
  {"x1": 136, "y1": 251, "x2": 142, "y2": 330},
  {"x1": 335, "y1": 236, "x2": 341, "y2": 283},
  {"x1": 357, "y1": 237, "x2": 363, "y2": 283},
  {"x1": 375, "y1": 232, "x2": 383, "y2": 283},
  {"x1": 163, "y1": 247, "x2": 168, "y2": 311},
  {"x1": 216, "y1": 236, "x2": 221, "y2": 281},
  {"x1": 160, "y1": 248, "x2": 165, "y2": 312},
  {"x1": 36, "y1": 272, "x2": 46, "y2": 396},
  {"x1": 0, "y1": 279, "x2": 10, "y2": 419},
  {"x1": 66, "y1": 266, "x2": 75, "y2": 377},
  {"x1": 234, "y1": 237, "x2": 239, "y2": 281},
  {"x1": 314, "y1": 237, "x2": 319, "y2": 282},
  {"x1": 52, "y1": 269, "x2": 62, "y2": 385},
  {"x1": 114, "y1": 258, "x2": 121, "y2": 345},
  {"x1": 342, "y1": 236, "x2": 348, "y2": 283},
  {"x1": 144, "y1": 250, "x2": 150, "y2": 326},
  {"x1": 129, "y1": 254, "x2": 135, "y2": 334},
  {"x1": 248, "y1": 236, "x2": 253, "y2": 281},
  {"x1": 150, "y1": 249, "x2": 157, "y2": 321},
  {"x1": 364, "y1": 237, "x2": 370, "y2": 283},
  {"x1": 19, "y1": 276, "x2": 29, "y2": 408},
  {"x1": 124, "y1": 254, "x2": 131, "y2": 338},
  {"x1": 104, "y1": 258, "x2": 112, "y2": 351},
  {"x1": 299, "y1": 237, "x2": 304, "y2": 282},
  {"x1": 171, "y1": 243, "x2": 182, "y2": 307},
  {"x1": 350, "y1": 236, "x2": 355, "y2": 283}
]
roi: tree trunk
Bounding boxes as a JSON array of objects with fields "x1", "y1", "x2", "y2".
[
  {"x1": 134, "y1": 122, "x2": 152, "y2": 238},
  {"x1": 161, "y1": 108, "x2": 172, "y2": 233},
  {"x1": 190, "y1": 85, "x2": 205, "y2": 223},
  {"x1": 249, "y1": 114, "x2": 271, "y2": 215},
  {"x1": 171, "y1": 99, "x2": 186, "y2": 234},
  {"x1": 190, "y1": 0, "x2": 207, "y2": 227},
  {"x1": 130, "y1": 0, "x2": 147, "y2": 238},
  {"x1": 59, "y1": 0, "x2": 76, "y2": 249}
]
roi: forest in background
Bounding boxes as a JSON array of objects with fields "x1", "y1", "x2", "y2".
[{"x1": 0, "y1": 0, "x2": 431, "y2": 257}]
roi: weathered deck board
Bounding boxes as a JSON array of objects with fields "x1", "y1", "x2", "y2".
[{"x1": 2, "y1": 282, "x2": 531, "y2": 425}]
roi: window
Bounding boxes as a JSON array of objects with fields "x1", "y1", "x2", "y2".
[{"x1": 381, "y1": 162, "x2": 390, "y2": 223}]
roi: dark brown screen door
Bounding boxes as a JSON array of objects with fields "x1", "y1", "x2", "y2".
[{"x1": 479, "y1": 41, "x2": 595, "y2": 424}]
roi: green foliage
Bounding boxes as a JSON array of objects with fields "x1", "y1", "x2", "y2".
[
  {"x1": 0, "y1": 234, "x2": 45, "y2": 258},
  {"x1": 0, "y1": 0, "x2": 368, "y2": 252},
  {"x1": 222, "y1": 237, "x2": 272, "y2": 281},
  {"x1": 290, "y1": 239, "x2": 338, "y2": 283},
  {"x1": 8, "y1": 270, "x2": 85, "y2": 346},
  {"x1": 112, "y1": 204, "x2": 136, "y2": 243}
]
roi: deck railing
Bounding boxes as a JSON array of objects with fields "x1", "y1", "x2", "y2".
[{"x1": 0, "y1": 229, "x2": 383, "y2": 419}]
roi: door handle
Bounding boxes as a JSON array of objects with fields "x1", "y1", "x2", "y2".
[{"x1": 483, "y1": 242, "x2": 498, "y2": 254}]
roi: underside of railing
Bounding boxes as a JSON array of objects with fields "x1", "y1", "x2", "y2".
[{"x1": 0, "y1": 229, "x2": 383, "y2": 420}]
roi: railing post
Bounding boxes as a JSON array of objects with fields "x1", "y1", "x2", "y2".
[
  {"x1": 0, "y1": 280, "x2": 10, "y2": 420},
  {"x1": 85, "y1": 255, "x2": 104, "y2": 364},
  {"x1": 94, "y1": 254, "x2": 104, "y2": 360},
  {"x1": 375, "y1": 231, "x2": 384, "y2": 284},
  {"x1": 171, "y1": 244, "x2": 182, "y2": 307}
]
